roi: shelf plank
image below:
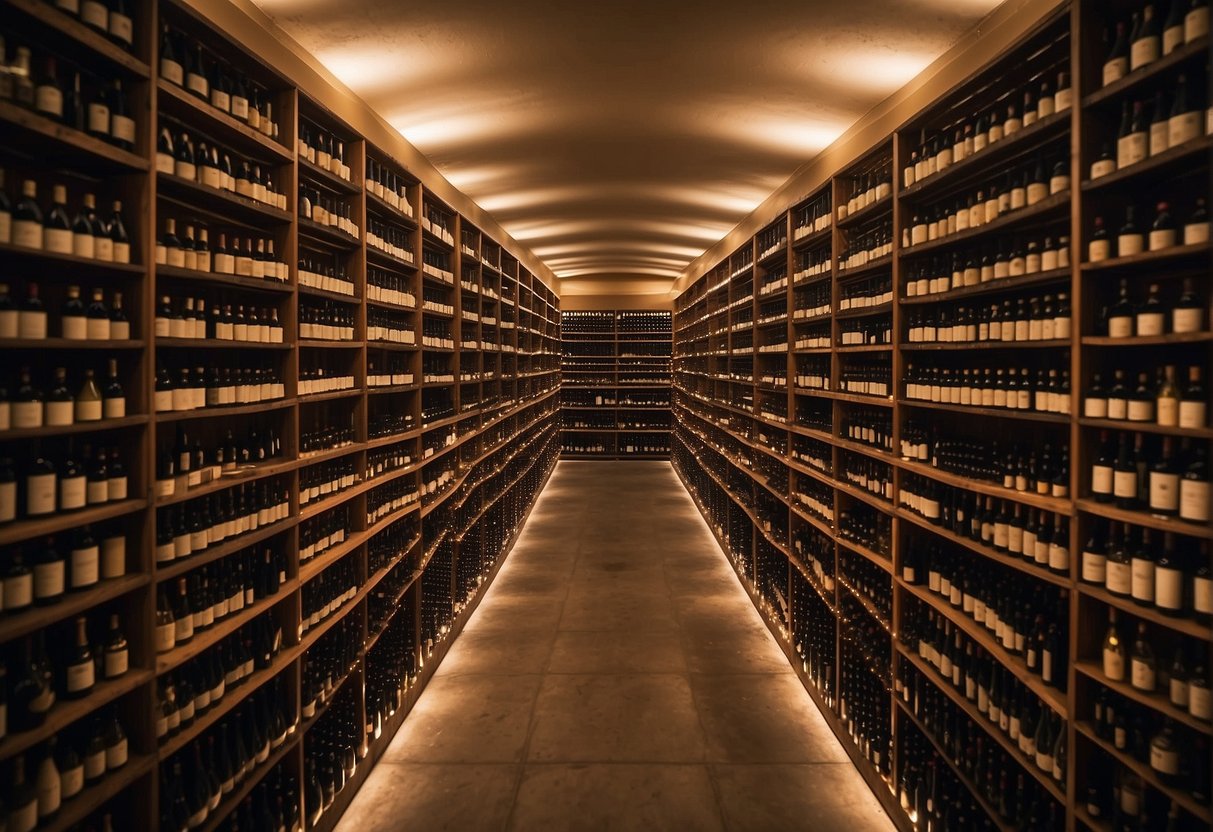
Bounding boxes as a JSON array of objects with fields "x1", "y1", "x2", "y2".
[{"x1": 0, "y1": 100, "x2": 149, "y2": 171}]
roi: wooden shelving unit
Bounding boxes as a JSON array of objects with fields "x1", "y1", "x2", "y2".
[
  {"x1": 672, "y1": 3, "x2": 1212, "y2": 830},
  {"x1": 560, "y1": 310, "x2": 672, "y2": 459},
  {"x1": 0, "y1": 0, "x2": 560, "y2": 829}
]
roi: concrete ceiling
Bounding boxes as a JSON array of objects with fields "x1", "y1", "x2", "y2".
[{"x1": 252, "y1": 0, "x2": 1004, "y2": 295}]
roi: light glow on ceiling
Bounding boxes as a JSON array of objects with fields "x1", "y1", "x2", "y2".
[{"x1": 254, "y1": 0, "x2": 1005, "y2": 294}]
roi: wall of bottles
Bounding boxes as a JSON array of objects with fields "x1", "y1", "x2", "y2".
[
  {"x1": 0, "y1": 0, "x2": 561, "y2": 829},
  {"x1": 672, "y1": 2, "x2": 1211, "y2": 830},
  {"x1": 560, "y1": 310, "x2": 672, "y2": 459}
]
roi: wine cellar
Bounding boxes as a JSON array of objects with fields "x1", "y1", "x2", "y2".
[{"x1": 0, "y1": 0, "x2": 1210, "y2": 829}]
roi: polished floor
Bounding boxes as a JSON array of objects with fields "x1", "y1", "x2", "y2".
[{"x1": 336, "y1": 461, "x2": 893, "y2": 832}]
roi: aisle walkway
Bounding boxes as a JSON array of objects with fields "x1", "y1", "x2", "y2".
[{"x1": 336, "y1": 461, "x2": 893, "y2": 832}]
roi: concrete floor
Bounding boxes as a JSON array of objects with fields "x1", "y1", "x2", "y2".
[{"x1": 336, "y1": 461, "x2": 894, "y2": 832}]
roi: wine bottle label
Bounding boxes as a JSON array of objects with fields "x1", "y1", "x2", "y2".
[
  {"x1": 187, "y1": 73, "x2": 208, "y2": 97},
  {"x1": 36, "y1": 772, "x2": 59, "y2": 818},
  {"x1": 76, "y1": 398, "x2": 102, "y2": 422},
  {"x1": 65, "y1": 659, "x2": 94, "y2": 693},
  {"x1": 4, "y1": 572, "x2": 32, "y2": 608},
  {"x1": 113, "y1": 240, "x2": 130, "y2": 264},
  {"x1": 83, "y1": 750, "x2": 104, "y2": 781},
  {"x1": 1130, "y1": 37, "x2": 1160, "y2": 70},
  {"x1": 160, "y1": 59, "x2": 184, "y2": 86},
  {"x1": 44, "y1": 227, "x2": 73, "y2": 255},
  {"x1": 1191, "y1": 684, "x2": 1212, "y2": 719},
  {"x1": 1131, "y1": 557, "x2": 1156, "y2": 601},
  {"x1": 1091, "y1": 464, "x2": 1114, "y2": 494},
  {"x1": 109, "y1": 11, "x2": 133, "y2": 43},
  {"x1": 1187, "y1": 6, "x2": 1211, "y2": 38},
  {"x1": 1113, "y1": 469, "x2": 1136, "y2": 499},
  {"x1": 156, "y1": 153, "x2": 175, "y2": 174},
  {"x1": 106, "y1": 737, "x2": 128, "y2": 769},
  {"x1": 1088, "y1": 239, "x2": 1111, "y2": 263},
  {"x1": 13, "y1": 219, "x2": 43, "y2": 250},
  {"x1": 101, "y1": 535, "x2": 125, "y2": 578},
  {"x1": 1090, "y1": 158, "x2": 1117, "y2": 179},
  {"x1": 1149, "y1": 123, "x2": 1169, "y2": 157},
  {"x1": 1117, "y1": 133, "x2": 1147, "y2": 169},
  {"x1": 154, "y1": 621, "x2": 175, "y2": 652},
  {"x1": 1149, "y1": 472, "x2": 1179, "y2": 511},
  {"x1": 61, "y1": 764, "x2": 84, "y2": 799},
  {"x1": 1131, "y1": 658, "x2": 1156, "y2": 690},
  {"x1": 1106, "y1": 560, "x2": 1132, "y2": 594},
  {"x1": 1149, "y1": 744, "x2": 1180, "y2": 775},
  {"x1": 1117, "y1": 232, "x2": 1144, "y2": 257},
  {"x1": 1127, "y1": 399, "x2": 1155, "y2": 421},
  {"x1": 103, "y1": 396, "x2": 126, "y2": 419},
  {"x1": 35, "y1": 85, "x2": 64, "y2": 118},
  {"x1": 1157, "y1": 397, "x2": 1178, "y2": 426},
  {"x1": 1179, "y1": 479, "x2": 1210, "y2": 521},
  {"x1": 1169, "y1": 111, "x2": 1201, "y2": 147},
  {"x1": 1081, "y1": 551, "x2": 1106, "y2": 583},
  {"x1": 1148, "y1": 228, "x2": 1176, "y2": 251},
  {"x1": 1084, "y1": 398, "x2": 1108, "y2": 418},
  {"x1": 1054, "y1": 88, "x2": 1072, "y2": 112},
  {"x1": 1154, "y1": 566, "x2": 1182, "y2": 610},
  {"x1": 80, "y1": 0, "x2": 108, "y2": 27},
  {"x1": 33, "y1": 559, "x2": 65, "y2": 601},
  {"x1": 70, "y1": 545, "x2": 99, "y2": 587},
  {"x1": 1136, "y1": 312, "x2": 1165, "y2": 336},
  {"x1": 103, "y1": 645, "x2": 128, "y2": 678},
  {"x1": 46, "y1": 400, "x2": 74, "y2": 426},
  {"x1": 1173, "y1": 307, "x2": 1204, "y2": 334},
  {"x1": 86, "y1": 317, "x2": 109, "y2": 340}
]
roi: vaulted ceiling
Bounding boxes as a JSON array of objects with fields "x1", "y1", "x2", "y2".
[{"x1": 251, "y1": 0, "x2": 1004, "y2": 295}]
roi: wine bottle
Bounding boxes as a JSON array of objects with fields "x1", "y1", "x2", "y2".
[
  {"x1": 9, "y1": 180, "x2": 42, "y2": 249},
  {"x1": 1102, "y1": 608, "x2": 1125, "y2": 681},
  {"x1": 64, "y1": 615, "x2": 96, "y2": 698}
]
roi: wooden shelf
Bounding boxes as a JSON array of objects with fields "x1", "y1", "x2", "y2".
[
  {"x1": 901, "y1": 191, "x2": 1070, "y2": 258},
  {"x1": 157, "y1": 171, "x2": 293, "y2": 226},
  {"x1": 157, "y1": 79, "x2": 293, "y2": 162},
  {"x1": 1082, "y1": 36, "x2": 1211, "y2": 109},
  {"x1": 0, "y1": 99, "x2": 149, "y2": 172}
]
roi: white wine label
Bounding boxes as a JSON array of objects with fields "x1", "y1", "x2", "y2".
[
  {"x1": 33, "y1": 559, "x2": 65, "y2": 599},
  {"x1": 60, "y1": 474, "x2": 86, "y2": 510},
  {"x1": 13, "y1": 219, "x2": 42, "y2": 250},
  {"x1": 1179, "y1": 479, "x2": 1210, "y2": 522},
  {"x1": 46, "y1": 400, "x2": 74, "y2": 426},
  {"x1": 4, "y1": 573, "x2": 32, "y2": 609},
  {"x1": 44, "y1": 227, "x2": 73, "y2": 255},
  {"x1": 1103, "y1": 649, "x2": 1125, "y2": 680},
  {"x1": 106, "y1": 737, "x2": 128, "y2": 769},
  {"x1": 1104, "y1": 58, "x2": 1129, "y2": 85},
  {"x1": 70, "y1": 546, "x2": 99, "y2": 588},
  {"x1": 161, "y1": 59, "x2": 184, "y2": 86},
  {"x1": 109, "y1": 13, "x2": 133, "y2": 45},
  {"x1": 1173, "y1": 307, "x2": 1204, "y2": 333},
  {"x1": 87, "y1": 102, "x2": 110, "y2": 134},
  {"x1": 1168, "y1": 112, "x2": 1202, "y2": 149},
  {"x1": 154, "y1": 622, "x2": 175, "y2": 652},
  {"x1": 1149, "y1": 472, "x2": 1179, "y2": 511},
  {"x1": 81, "y1": 0, "x2": 108, "y2": 27},
  {"x1": 1131, "y1": 658, "x2": 1156, "y2": 691},
  {"x1": 1090, "y1": 159, "x2": 1117, "y2": 179},
  {"x1": 1155, "y1": 568, "x2": 1183, "y2": 610},
  {"x1": 65, "y1": 660, "x2": 94, "y2": 693},
  {"x1": 111, "y1": 114, "x2": 136, "y2": 144},
  {"x1": 35, "y1": 86, "x2": 64, "y2": 118},
  {"x1": 1148, "y1": 229, "x2": 1176, "y2": 251},
  {"x1": 1117, "y1": 233, "x2": 1144, "y2": 257},
  {"x1": 26, "y1": 472, "x2": 55, "y2": 515},
  {"x1": 61, "y1": 765, "x2": 84, "y2": 800},
  {"x1": 1081, "y1": 552, "x2": 1106, "y2": 583},
  {"x1": 1130, "y1": 37, "x2": 1160, "y2": 70},
  {"x1": 1089, "y1": 239, "x2": 1111, "y2": 263},
  {"x1": 1150, "y1": 745, "x2": 1180, "y2": 775},
  {"x1": 1106, "y1": 560, "x2": 1132, "y2": 595},
  {"x1": 1187, "y1": 7, "x2": 1210, "y2": 40},
  {"x1": 1190, "y1": 684, "x2": 1212, "y2": 720}
]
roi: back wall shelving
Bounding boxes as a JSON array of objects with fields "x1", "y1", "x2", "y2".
[{"x1": 560, "y1": 310, "x2": 672, "y2": 459}]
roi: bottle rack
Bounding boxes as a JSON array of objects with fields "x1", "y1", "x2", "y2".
[
  {"x1": 0, "y1": 0, "x2": 560, "y2": 829},
  {"x1": 673, "y1": 3, "x2": 1211, "y2": 829},
  {"x1": 559, "y1": 310, "x2": 672, "y2": 459}
]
